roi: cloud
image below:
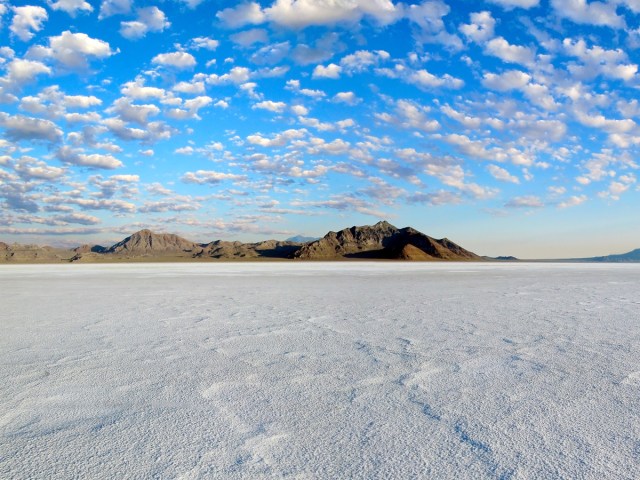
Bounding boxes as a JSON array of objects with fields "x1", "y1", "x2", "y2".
[
  {"x1": 1, "y1": 59, "x2": 51, "y2": 91},
  {"x1": 229, "y1": 28, "x2": 269, "y2": 47},
  {"x1": 312, "y1": 63, "x2": 342, "y2": 79},
  {"x1": 406, "y1": 1, "x2": 463, "y2": 50},
  {"x1": 487, "y1": 164, "x2": 520, "y2": 184},
  {"x1": 13, "y1": 157, "x2": 65, "y2": 180},
  {"x1": 247, "y1": 128, "x2": 307, "y2": 147},
  {"x1": 376, "y1": 65, "x2": 464, "y2": 90},
  {"x1": 551, "y1": 0, "x2": 624, "y2": 28},
  {"x1": 505, "y1": 195, "x2": 544, "y2": 208},
  {"x1": 107, "y1": 97, "x2": 160, "y2": 126},
  {"x1": 485, "y1": 37, "x2": 535, "y2": 65},
  {"x1": 408, "y1": 190, "x2": 463, "y2": 206},
  {"x1": 217, "y1": 2, "x2": 266, "y2": 28},
  {"x1": 459, "y1": 11, "x2": 495, "y2": 43},
  {"x1": 120, "y1": 7, "x2": 170, "y2": 40},
  {"x1": 98, "y1": 0, "x2": 131, "y2": 19},
  {"x1": 252, "y1": 100, "x2": 287, "y2": 113},
  {"x1": 0, "y1": 113, "x2": 63, "y2": 142},
  {"x1": 333, "y1": 91, "x2": 360, "y2": 105},
  {"x1": 376, "y1": 98, "x2": 440, "y2": 132},
  {"x1": 57, "y1": 146, "x2": 123, "y2": 169},
  {"x1": 152, "y1": 51, "x2": 196, "y2": 69},
  {"x1": 558, "y1": 195, "x2": 587, "y2": 208},
  {"x1": 563, "y1": 38, "x2": 637, "y2": 82},
  {"x1": 28, "y1": 31, "x2": 114, "y2": 70},
  {"x1": 482, "y1": 70, "x2": 531, "y2": 91},
  {"x1": 340, "y1": 50, "x2": 390, "y2": 74},
  {"x1": 120, "y1": 77, "x2": 166, "y2": 100},
  {"x1": 181, "y1": 170, "x2": 247, "y2": 184},
  {"x1": 48, "y1": 0, "x2": 93, "y2": 16},
  {"x1": 190, "y1": 37, "x2": 220, "y2": 50},
  {"x1": 487, "y1": 0, "x2": 539, "y2": 9},
  {"x1": 10, "y1": 6, "x2": 48, "y2": 41},
  {"x1": 55, "y1": 212, "x2": 101, "y2": 225}
]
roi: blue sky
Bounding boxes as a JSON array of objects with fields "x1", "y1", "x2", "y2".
[{"x1": 0, "y1": 0, "x2": 639, "y2": 258}]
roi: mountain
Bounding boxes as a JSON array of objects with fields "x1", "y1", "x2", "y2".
[
  {"x1": 286, "y1": 235, "x2": 319, "y2": 243},
  {"x1": 105, "y1": 229, "x2": 200, "y2": 256},
  {"x1": 0, "y1": 242, "x2": 71, "y2": 262},
  {"x1": 586, "y1": 248, "x2": 640, "y2": 263},
  {"x1": 0, "y1": 221, "x2": 481, "y2": 263},
  {"x1": 293, "y1": 221, "x2": 480, "y2": 261},
  {"x1": 196, "y1": 239, "x2": 301, "y2": 260}
]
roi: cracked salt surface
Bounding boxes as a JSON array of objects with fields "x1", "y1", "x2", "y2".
[{"x1": 1, "y1": 263, "x2": 639, "y2": 479}]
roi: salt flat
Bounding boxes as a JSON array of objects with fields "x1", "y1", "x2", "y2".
[{"x1": 1, "y1": 263, "x2": 639, "y2": 479}]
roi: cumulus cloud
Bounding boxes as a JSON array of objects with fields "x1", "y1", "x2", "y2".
[
  {"x1": 488, "y1": 0, "x2": 539, "y2": 9},
  {"x1": 377, "y1": 65, "x2": 464, "y2": 90},
  {"x1": 252, "y1": 100, "x2": 287, "y2": 113},
  {"x1": 505, "y1": 195, "x2": 544, "y2": 208},
  {"x1": 120, "y1": 7, "x2": 170, "y2": 40},
  {"x1": 229, "y1": 28, "x2": 269, "y2": 47},
  {"x1": 459, "y1": 11, "x2": 495, "y2": 43},
  {"x1": 10, "y1": 6, "x2": 48, "y2": 41},
  {"x1": 48, "y1": 0, "x2": 93, "y2": 16},
  {"x1": 406, "y1": 0, "x2": 463, "y2": 50},
  {"x1": 181, "y1": 170, "x2": 247, "y2": 184},
  {"x1": 563, "y1": 38, "x2": 637, "y2": 82},
  {"x1": 98, "y1": 0, "x2": 131, "y2": 19},
  {"x1": 57, "y1": 147, "x2": 124, "y2": 169},
  {"x1": 312, "y1": 63, "x2": 342, "y2": 79},
  {"x1": 333, "y1": 91, "x2": 360, "y2": 105},
  {"x1": 487, "y1": 164, "x2": 520, "y2": 184},
  {"x1": 558, "y1": 195, "x2": 587, "y2": 208},
  {"x1": 0, "y1": 113, "x2": 63, "y2": 142},
  {"x1": 375, "y1": 98, "x2": 440, "y2": 132},
  {"x1": 551, "y1": 0, "x2": 624, "y2": 28},
  {"x1": 14, "y1": 157, "x2": 65, "y2": 180},
  {"x1": 216, "y1": 2, "x2": 266, "y2": 28},
  {"x1": 152, "y1": 51, "x2": 196, "y2": 69},
  {"x1": 108, "y1": 97, "x2": 160, "y2": 126},
  {"x1": 28, "y1": 31, "x2": 114, "y2": 69},
  {"x1": 485, "y1": 37, "x2": 535, "y2": 65},
  {"x1": 190, "y1": 37, "x2": 220, "y2": 50}
]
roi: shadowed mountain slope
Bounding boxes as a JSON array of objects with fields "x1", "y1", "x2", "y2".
[{"x1": 293, "y1": 221, "x2": 480, "y2": 261}]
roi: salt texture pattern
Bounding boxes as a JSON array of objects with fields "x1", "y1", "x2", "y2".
[{"x1": 1, "y1": 263, "x2": 639, "y2": 479}]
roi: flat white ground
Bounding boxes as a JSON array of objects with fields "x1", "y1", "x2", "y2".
[{"x1": 1, "y1": 263, "x2": 639, "y2": 479}]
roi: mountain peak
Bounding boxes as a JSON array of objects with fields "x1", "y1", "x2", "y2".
[{"x1": 106, "y1": 229, "x2": 198, "y2": 255}]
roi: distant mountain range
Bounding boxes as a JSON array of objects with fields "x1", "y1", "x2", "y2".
[{"x1": 0, "y1": 221, "x2": 638, "y2": 263}]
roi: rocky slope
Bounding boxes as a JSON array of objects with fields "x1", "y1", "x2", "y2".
[
  {"x1": 105, "y1": 229, "x2": 200, "y2": 256},
  {"x1": 293, "y1": 221, "x2": 480, "y2": 261}
]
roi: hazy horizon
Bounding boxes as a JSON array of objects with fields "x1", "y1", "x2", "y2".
[{"x1": 1, "y1": 1, "x2": 639, "y2": 258}]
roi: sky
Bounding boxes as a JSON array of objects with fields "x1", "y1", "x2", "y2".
[{"x1": 0, "y1": 0, "x2": 639, "y2": 258}]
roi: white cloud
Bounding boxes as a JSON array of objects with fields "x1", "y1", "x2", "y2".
[
  {"x1": 217, "y1": 2, "x2": 266, "y2": 28},
  {"x1": 563, "y1": 38, "x2": 637, "y2": 82},
  {"x1": 333, "y1": 91, "x2": 360, "y2": 105},
  {"x1": 10, "y1": 6, "x2": 48, "y2": 41},
  {"x1": 108, "y1": 98, "x2": 160, "y2": 126},
  {"x1": 253, "y1": 100, "x2": 287, "y2": 113},
  {"x1": 488, "y1": 164, "x2": 520, "y2": 183},
  {"x1": 182, "y1": 170, "x2": 246, "y2": 184},
  {"x1": 14, "y1": 157, "x2": 65, "y2": 180},
  {"x1": 291, "y1": 104, "x2": 309, "y2": 115},
  {"x1": 406, "y1": 1, "x2": 462, "y2": 50},
  {"x1": 485, "y1": 37, "x2": 535, "y2": 65},
  {"x1": 551, "y1": 0, "x2": 624, "y2": 28},
  {"x1": 229, "y1": 28, "x2": 269, "y2": 47},
  {"x1": 505, "y1": 195, "x2": 544, "y2": 208},
  {"x1": 459, "y1": 11, "x2": 495, "y2": 43},
  {"x1": 312, "y1": 63, "x2": 341, "y2": 79},
  {"x1": 376, "y1": 98, "x2": 440, "y2": 133},
  {"x1": 340, "y1": 50, "x2": 390, "y2": 74},
  {"x1": 190, "y1": 37, "x2": 220, "y2": 50},
  {"x1": 57, "y1": 147, "x2": 123, "y2": 169},
  {"x1": 121, "y1": 77, "x2": 166, "y2": 100},
  {"x1": 28, "y1": 31, "x2": 114, "y2": 69},
  {"x1": 265, "y1": 0, "x2": 400, "y2": 29},
  {"x1": 558, "y1": 195, "x2": 587, "y2": 208},
  {"x1": 152, "y1": 52, "x2": 196, "y2": 69},
  {"x1": 48, "y1": 0, "x2": 93, "y2": 16},
  {"x1": 206, "y1": 66, "x2": 251, "y2": 85},
  {"x1": 247, "y1": 128, "x2": 307, "y2": 147},
  {"x1": 173, "y1": 81, "x2": 205, "y2": 95},
  {"x1": 482, "y1": 70, "x2": 531, "y2": 91},
  {"x1": 98, "y1": 0, "x2": 131, "y2": 19},
  {"x1": 487, "y1": 0, "x2": 539, "y2": 9},
  {"x1": 120, "y1": 7, "x2": 170, "y2": 40},
  {"x1": 0, "y1": 113, "x2": 62, "y2": 142},
  {"x1": 2, "y1": 59, "x2": 51, "y2": 89}
]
